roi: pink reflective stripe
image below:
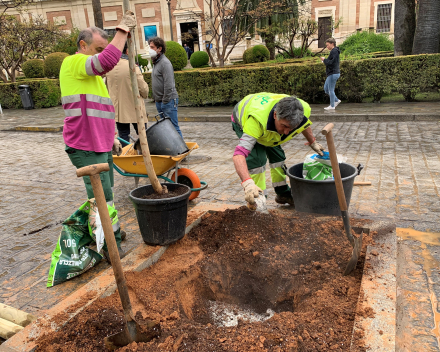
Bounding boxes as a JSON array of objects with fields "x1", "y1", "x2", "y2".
[
  {"x1": 86, "y1": 101, "x2": 115, "y2": 112},
  {"x1": 231, "y1": 114, "x2": 234, "y2": 122},
  {"x1": 91, "y1": 44, "x2": 121, "y2": 76},
  {"x1": 233, "y1": 146, "x2": 251, "y2": 158},
  {"x1": 63, "y1": 101, "x2": 81, "y2": 110}
]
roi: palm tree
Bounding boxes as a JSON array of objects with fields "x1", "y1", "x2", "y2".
[
  {"x1": 92, "y1": 0, "x2": 103, "y2": 29},
  {"x1": 394, "y1": 0, "x2": 416, "y2": 56},
  {"x1": 412, "y1": 0, "x2": 440, "y2": 54}
]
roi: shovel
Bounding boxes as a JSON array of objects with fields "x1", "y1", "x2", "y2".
[
  {"x1": 76, "y1": 163, "x2": 161, "y2": 349},
  {"x1": 321, "y1": 123, "x2": 363, "y2": 275}
]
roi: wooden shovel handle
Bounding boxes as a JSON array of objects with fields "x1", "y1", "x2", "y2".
[
  {"x1": 321, "y1": 127, "x2": 347, "y2": 212},
  {"x1": 78, "y1": 166, "x2": 134, "y2": 324},
  {"x1": 321, "y1": 123, "x2": 334, "y2": 136},
  {"x1": 76, "y1": 163, "x2": 110, "y2": 177}
]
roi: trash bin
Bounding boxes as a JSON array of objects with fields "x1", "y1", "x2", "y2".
[{"x1": 18, "y1": 85, "x2": 34, "y2": 110}]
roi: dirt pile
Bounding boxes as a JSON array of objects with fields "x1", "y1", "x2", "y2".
[{"x1": 35, "y1": 208, "x2": 372, "y2": 352}]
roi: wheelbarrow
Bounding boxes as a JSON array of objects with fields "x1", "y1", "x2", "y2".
[{"x1": 113, "y1": 138, "x2": 208, "y2": 201}]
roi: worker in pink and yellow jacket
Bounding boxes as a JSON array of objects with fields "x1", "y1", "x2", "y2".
[{"x1": 59, "y1": 12, "x2": 136, "y2": 261}]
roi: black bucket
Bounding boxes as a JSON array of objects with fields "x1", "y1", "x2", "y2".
[
  {"x1": 145, "y1": 115, "x2": 188, "y2": 155},
  {"x1": 287, "y1": 163, "x2": 360, "y2": 216},
  {"x1": 129, "y1": 183, "x2": 191, "y2": 245}
]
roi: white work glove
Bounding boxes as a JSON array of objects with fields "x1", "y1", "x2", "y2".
[
  {"x1": 112, "y1": 137, "x2": 122, "y2": 156},
  {"x1": 241, "y1": 179, "x2": 262, "y2": 205},
  {"x1": 309, "y1": 140, "x2": 325, "y2": 156},
  {"x1": 116, "y1": 11, "x2": 136, "y2": 35}
]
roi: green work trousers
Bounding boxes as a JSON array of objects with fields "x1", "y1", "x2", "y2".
[
  {"x1": 65, "y1": 146, "x2": 121, "y2": 249},
  {"x1": 233, "y1": 122, "x2": 290, "y2": 196}
]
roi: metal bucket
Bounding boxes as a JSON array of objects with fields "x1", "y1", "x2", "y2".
[
  {"x1": 287, "y1": 163, "x2": 362, "y2": 216},
  {"x1": 145, "y1": 114, "x2": 188, "y2": 156}
]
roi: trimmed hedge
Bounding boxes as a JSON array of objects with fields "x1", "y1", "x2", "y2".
[
  {"x1": 2, "y1": 54, "x2": 439, "y2": 109},
  {"x1": 143, "y1": 53, "x2": 440, "y2": 105},
  {"x1": 243, "y1": 45, "x2": 270, "y2": 64},
  {"x1": 22, "y1": 59, "x2": 45, "y2": 78},
  {"x1": 190, "y1": 51, "x2": 209, "y2": 68},
  {"x1": 0, "y1": 79, "x2": 61, "y2": 109},
  {"x1": 44, "y1": 52, "x2": 69, "y2": 78},
  {"x1": 165, "y1": 41, "x2": 187, "y2": 71}
]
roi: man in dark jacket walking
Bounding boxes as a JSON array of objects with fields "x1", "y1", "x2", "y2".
[
  {"x1": 149, "y1": 37, "x2": 183, "y2": 137},
  {"x1": 321, "y1": 38, "x2": 341, "y2": 110}
]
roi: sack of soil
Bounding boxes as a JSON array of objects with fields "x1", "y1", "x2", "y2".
[
  {"x1": 303, "y1": 152, "x2": 347, "y2": 180},
  {"x1": 47, "y1": 200, "x2": 118, "y2": 287}
]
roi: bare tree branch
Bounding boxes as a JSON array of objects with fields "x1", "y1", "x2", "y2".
[
  {"x1": 186, "y1": 0, "x2": 278, "y2": 66},
  {"x1": 0, "y1": 13, "x2": 66, "y2": 82}
]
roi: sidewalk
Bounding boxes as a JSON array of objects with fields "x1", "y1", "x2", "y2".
[
  {"x1": 0, "y1": 101, "x2": 439, "y2": 132},
  {"x1": 1, "y1": 107, "x2": 440, "y2": 348}
]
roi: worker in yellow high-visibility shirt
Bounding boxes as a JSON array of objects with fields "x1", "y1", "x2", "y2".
[{"x1": 232, "y1": 93, "x2": 325, "y2": 208}]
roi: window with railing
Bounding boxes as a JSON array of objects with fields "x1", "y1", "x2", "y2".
[{"x1": 376, "y1": 3, "x2": 392, "y2": 33}]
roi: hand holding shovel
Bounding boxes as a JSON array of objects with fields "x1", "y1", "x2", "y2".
[{"x1": 76, "y1": 164, "x2": 160, "y2": 349}]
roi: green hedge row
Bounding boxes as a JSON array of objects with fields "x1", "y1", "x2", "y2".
[
  {"x1": 143, "y1": 53, "x2": 440, "y2": 105},
  {"x1": 0, "y1": 79, "x2": 61, "y2": 109},
  {"x1": 1, "y1": 54, "x2": 439, "y2": 109}
]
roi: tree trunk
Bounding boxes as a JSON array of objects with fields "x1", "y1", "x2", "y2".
[
  {"x1": 92, "y1": 0, "x2": 103, "y2": 29},
  {"x1": 0, "y1": 70, "x2": 7, "y2": 83},
  {"x1": 412, "y1": 0, "x2": 440, "y2": 54},
  {"x1": 265, "y1": 33, "x2": 276, "y2": 60},
  {"x1": 394, "y1": 0, "x2": 416, "y2": 56}
]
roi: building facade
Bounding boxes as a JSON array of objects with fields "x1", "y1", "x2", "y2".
[
  {"x1": 2, "y1": 0, "x2": 395, "y2": 60},
  {"x1": 311, "y1": 0, "x2": 395, "y2": 49}
]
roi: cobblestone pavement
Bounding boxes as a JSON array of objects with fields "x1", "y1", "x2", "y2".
[
  {"x1": 0, "y1": 121, "x2": 440, "y2": 346},
  {"x1": 1, "y1": 101, "x2": 439, "y2": 131}
]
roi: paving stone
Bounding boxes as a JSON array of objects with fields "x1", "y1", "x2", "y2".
[{"x1": 0, "y1": 119, "x2": 440, "y2": 344}]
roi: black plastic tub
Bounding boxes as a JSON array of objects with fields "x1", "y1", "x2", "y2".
[
  {"x1": 286, "y1": 163, "x2": 358, "y2": 216},
  {"x1": 129, "y1": 183, "x2": 191, "y2": 245},
  {"x1": 146, "y1": 116, "x2": 188, "y2": 155}
]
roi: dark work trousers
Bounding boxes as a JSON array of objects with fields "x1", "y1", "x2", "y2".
[{"x1": 116, "y1": 122, "x2": 147, "y2": 146}]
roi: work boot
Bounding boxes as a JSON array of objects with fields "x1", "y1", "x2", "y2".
[
  {"x1": 103, "y1": 247, "x2": 126, "y2": 263},
  {"x1": 275, "y1": 193, "x2": 295, "y2": 207},
  {"x1": 120, "y1": 230, "x2": 127, "y2": 241}
]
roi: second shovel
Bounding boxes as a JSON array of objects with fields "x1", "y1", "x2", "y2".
[{"x1": 321, "y1": 123, "x2": 363, "y2": 275}]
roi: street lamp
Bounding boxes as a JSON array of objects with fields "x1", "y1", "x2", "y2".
[{"x1": 166, "y1": 0, "x2": 174, "y2": 41}]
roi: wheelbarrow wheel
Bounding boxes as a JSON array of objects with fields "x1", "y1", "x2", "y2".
[{"x1": 171, "y1": 168, "x2": 201, "y2": 201}]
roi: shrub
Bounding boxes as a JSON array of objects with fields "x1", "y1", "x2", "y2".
[
  {"x1": 190, "y1": 51, "x2": 209, "y2": 68},
  {"x1": 52, "y1": 28, "x2": 80, "y2": 55},
  {"x1": 242, "y1": 48, "x2": 253, "y2": 64},
  {"x1": 143, "y1": 53, "x2": 440, "y2": 105},
  {"x1": 0, "y1": 79, "x2": 61, "y2": 108},
  {"x1": 243, "y1": 45, "x2": 270, "y2": 64},
  {"x1": 44, "y1": 52, "x2": 69, "y2": 78},
  {"x1": 292, "y1": 47, "x2": 312, "y2": 58},
  {"x1": 137, "y1": 54, "x2": 150, "y2": 72},
  {"x1": 165, "y1": 41, "x2": 188, "y2": 71},
  {"x1": 22, "y1": 59, "x2": 45, "y2": 78},
  {"x1": 339, "y1": 31, "x2": 394, "y2": 55}
]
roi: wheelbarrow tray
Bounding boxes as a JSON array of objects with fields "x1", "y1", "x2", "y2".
[{"x1": 113, "y1": 142, "x2": 198, "y2": 176}]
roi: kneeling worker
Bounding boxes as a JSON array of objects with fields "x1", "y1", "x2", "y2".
[{"x1": 232, "y1": 93, "x2": 325, "y2": 207}]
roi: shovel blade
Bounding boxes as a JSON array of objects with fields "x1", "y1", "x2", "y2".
[
  {"x1": 104, "y1": 319, "x2": 161, "y2": 350},
  {"x1": 343, "y1": 232, "x2": 363, "y2": 275}
]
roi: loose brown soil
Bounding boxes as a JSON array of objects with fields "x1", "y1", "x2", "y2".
[
  {"x1": 139, "y1": 186, "x2": 188, "y2": 199},
  {"x1": 35, "y1": 208, "x2": 373, "y2": 352}
]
